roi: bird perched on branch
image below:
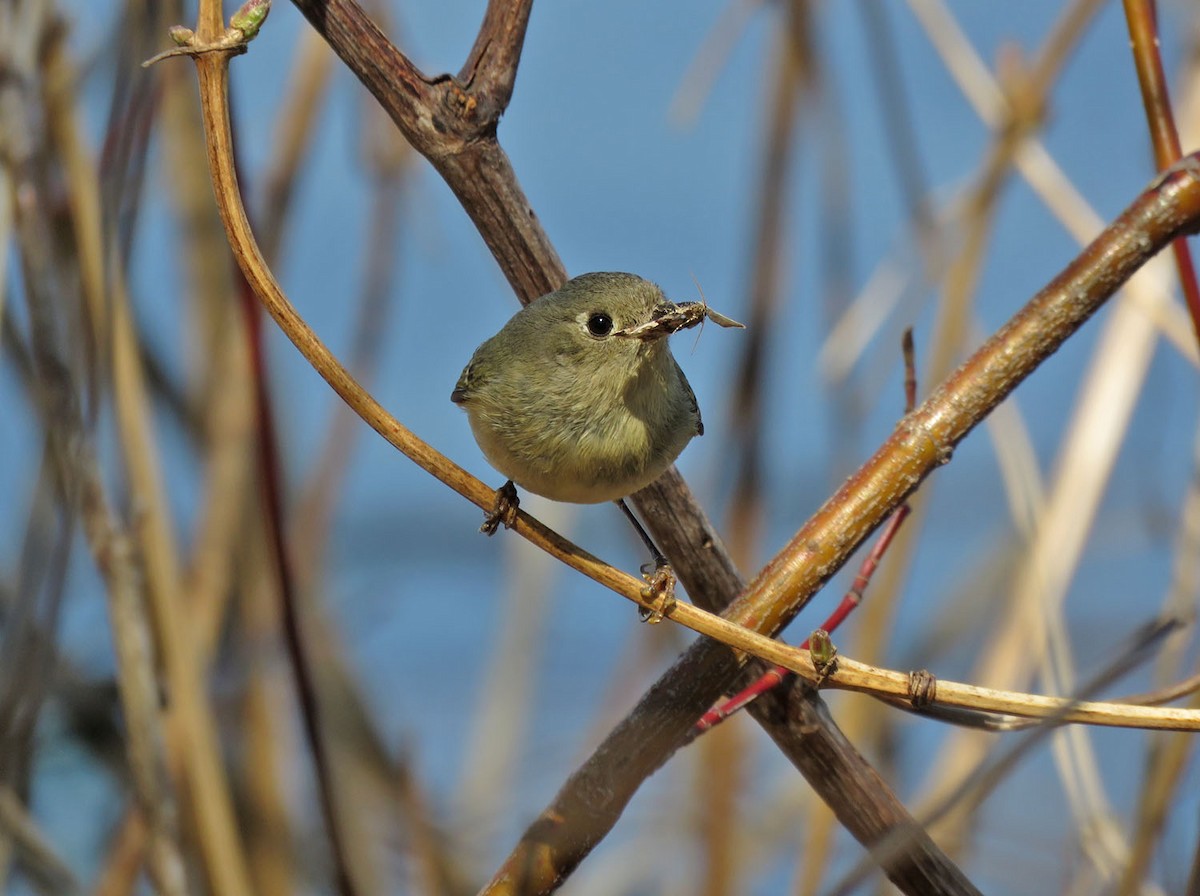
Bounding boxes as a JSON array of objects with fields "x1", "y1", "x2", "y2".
[{"x1": 452, "y1": 271, "x2": 742, "y2": 617}]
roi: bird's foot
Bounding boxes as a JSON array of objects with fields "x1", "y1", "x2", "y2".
[
  {"x1": 480, "y1": 480, "x2": 519, "y2": 535},
  {"x1": 638, "y1": 561, "x2": 677, "y2": 624}
]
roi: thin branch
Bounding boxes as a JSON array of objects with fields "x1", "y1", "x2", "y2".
[
  {"x1": 0, "y1": 785, "x2": 80, "y2": 894},
  {"x1": 79, "y1": 455, "x2": 189, "y2": 896},
  {"x1": 858, "y1": 0, "x2": 933, "y2": 239},
  {"x1": 190, "y1": 3, "x2": 358, "y2": 894},
  {"x1": 1123, "y1": 0, "x2": 1200, "y2": 347},
  {"x1": 457, "y1": 0, "x2": 535, "y2": 109}
]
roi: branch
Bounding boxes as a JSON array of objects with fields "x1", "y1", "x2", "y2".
[
  {"x1": 457, "y1": 0, "x2": 535, "y2": 112},
  {"x1": 1122, "y1": 0, "x2": 1200, "y2": 349},
  {"x1": 289, "y1": 0, "x2": 564, "y2": 296}
]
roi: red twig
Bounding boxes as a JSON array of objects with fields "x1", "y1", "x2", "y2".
[
  {"x1": 1122, "y1": 0, "x2": 1200, "y2": 348},
  {"x1": 694, "y1": 504, "x2": 912, "y2": 733},
  {"x1": 696, "y1": 330, "x2": 919, "y2": 734}
]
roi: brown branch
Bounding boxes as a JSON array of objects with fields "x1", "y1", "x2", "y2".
[
  {"x1": 3, "y1": 13, "x2": 199, "y2": 890},
  {"x1": 289, "y1": 0, "x2": 564, "y2": 297},
  {"x1": 831, "y1": 620, "x2": 1174, "y2": 896},
  {"x1": 457, "y1": 0, "x2": 535, "y2": 110},
  {"x1": 759, "y1": 689, "x2": 974, "y2": 896},
  {"x1": 79, "y1": 453, "x2": 189, "y2": 896}
]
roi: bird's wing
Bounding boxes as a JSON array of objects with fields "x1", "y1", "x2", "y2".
[
  {"x1": 674, "y1": 357, "x2": 703, "y2": 436},
  {"x1": 451, "y1": 362, "x2": 477, "y2": 404}
]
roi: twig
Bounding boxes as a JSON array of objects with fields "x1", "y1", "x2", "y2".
[
  {"x1": 109, "y1": 129, "x2": 251, "y2": 896},
  {"x1": 704, "y1": 330, "x2": 918, "y2": 736},
  {"x1": 1123, "y1": 0, "x2": 1200, "y2": 347},
  {"x1": 80, "y1": 457, "x2": 189, "y2": 896},
  {"x1": 758, "y1": 688, "x2": 976, "y2": 896},
  {"x1": 3, "y1": 13, "x2": 193, "y2": 889},
  {"x1": 900, "y1": 5, "x2": 1168, "y2": 871},
  {"x1": 168, "y1": 4, "x2": 363, "y2": 895},
  {"x1": 1116, "y1": 421, "x2": 1200, "y2": 896},
  {"x1": 0, "y1": 785, "x2": 80, "y2": 895}
]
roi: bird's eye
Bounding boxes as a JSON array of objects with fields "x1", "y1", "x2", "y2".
[{"x1": 586, "y1": 312, "x2": 614, "y2": 337}]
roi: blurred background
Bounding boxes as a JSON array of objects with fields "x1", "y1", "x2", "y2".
[{"x1": 2, "y1": 0, "x2": 1200, "y2": 893}]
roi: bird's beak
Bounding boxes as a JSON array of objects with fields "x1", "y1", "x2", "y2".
[
  {"x1": 614, "y1": 302, "x2": 707, "y2": 342},
  {"x1": 614, "y1": 301, "x2": 745, "y2": 342}
]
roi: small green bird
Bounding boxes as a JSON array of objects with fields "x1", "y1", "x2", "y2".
[{"x1": 452, "y1": 272, "x2": 741, "y2": 536}]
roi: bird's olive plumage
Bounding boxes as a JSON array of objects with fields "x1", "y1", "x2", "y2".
[{"x1": 452, "y1": 272, "x2": 703, "y2": 504}]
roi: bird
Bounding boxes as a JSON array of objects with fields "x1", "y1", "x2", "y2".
[{"x1": 451, "y1": 271, "x2": 741, "y2": 612}]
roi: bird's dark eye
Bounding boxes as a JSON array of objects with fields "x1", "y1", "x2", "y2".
[{"x1": 586, "y1": 312, "x2": 614, "y2": 337}]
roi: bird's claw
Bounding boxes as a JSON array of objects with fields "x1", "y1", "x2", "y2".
[
  {"x1": 481, "y1": 481, "x2": 519, "y2": 535},
  {"x1": 638, "y1": 561, "x2": 677, "y2": 624}
]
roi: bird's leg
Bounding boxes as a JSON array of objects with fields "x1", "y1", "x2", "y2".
[
  {"x1": 615, "y1": 498, "x2": 676, "y2": 623},
  {"x1": 616, "y1": 498, "x2": 667, "y2": 566},
  {"x1": 481, "y1": 480, "x2": 520, "y2": 535}
]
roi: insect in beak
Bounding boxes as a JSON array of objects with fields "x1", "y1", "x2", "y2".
[{"x1": 613, "y1": 301, "x2": 745, "y2": 342}]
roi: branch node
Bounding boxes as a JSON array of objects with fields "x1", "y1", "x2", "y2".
[
  {"x1": 142, "y1": 1, "x2": 270, "y2": 69},
  {"x1": 897, "y1": 414, "x2": 953, "y2": 467},
  {"x1": 908, "y1": 669, "x2": 937, "y2": 708}
]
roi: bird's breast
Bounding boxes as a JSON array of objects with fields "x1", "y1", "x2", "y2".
[{"x1": 462, "y1": 351, "x2": 698, "y2": 504}]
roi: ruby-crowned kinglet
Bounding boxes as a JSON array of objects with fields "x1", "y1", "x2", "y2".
[{"x1": 451, "y1": 272, "x2": 742, "y2": 520}]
